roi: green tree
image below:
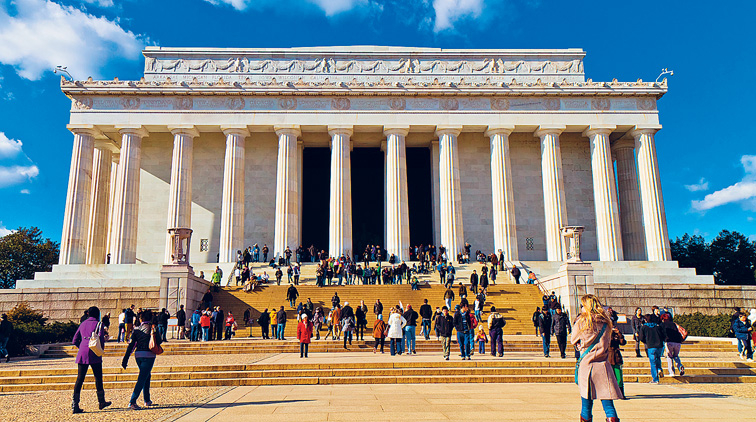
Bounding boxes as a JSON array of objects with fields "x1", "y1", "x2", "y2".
[
  {"x1": 710, "y1": 230, "x2": 756, "y2": 285},
  {"x1": 0, "y1": 227, "x2": 59, "y2": 289},
  {"x1": 670, "y1": 234, "x2": 714, "y2": 275}
]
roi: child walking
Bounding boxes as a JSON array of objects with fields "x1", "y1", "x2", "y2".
[{"x1": 475, "y1": 325, "x2": 488, "y2": 354}]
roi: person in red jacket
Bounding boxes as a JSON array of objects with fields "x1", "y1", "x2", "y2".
[
  {"x1": 200, "y1": 311, "x2": 212, "y2": 341},
  {"x1": 297, "y1": 314, "x2": 313, "y2": 358},
  {"x1": 224, "y1": 311, "x2": 236, "y2": 340}
]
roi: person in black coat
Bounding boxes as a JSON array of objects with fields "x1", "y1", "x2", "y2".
[
  {"x1": 175, "y1": 305, "x2": 187, "y2": 340},
  {"x1": 532, "y1": 307, "x2": 541, "y2": 337},
  {"x1": 437, "y1": 307, "x2": 454, "y2": 360},
  {"x1": 631, "y1": 307, "x2": 644, "y2": 357},
  {"x1": 538, "y1": 309, "x2": 552, "y2": 358},
  {"x1": 639, "y1": 314, "x2": 667, "y2": 383},
  {"x1": 258, "y1": 309, "x2": 270, "y2": 339}
]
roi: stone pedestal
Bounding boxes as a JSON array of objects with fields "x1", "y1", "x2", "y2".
[
  {"x1": 539, "y1": 261, "x2": 595, "y2": 320},
  {"x1": 159, "y1": 264, "x2": 211, "y2": 316}
]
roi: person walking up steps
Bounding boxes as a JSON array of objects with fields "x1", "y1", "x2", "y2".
[
  {"x1": 276, "y1": 306, "x2": 287, "y2": 340},
  {"x1": 419, "y1": 299, "x2": 433, "y2": 340},
  {"x1": 538, "y1": 307, "x2": 553, "y2": 358},
  {"x1": 660, "y1": 313, "x2": 687, "y2": 375},
  {"x1": 71, "y1": 306, "x2": 111, "y2": 414},
  {"x1": 122, "y1": 309, "x2": 162, "y2": 410},
  {"x1": 387, "y1": 308, "x2": 406, "y2": 356},
  {"x1": 443, "y1": 287, "x2": 455, "y2": 311},
  {"x1": 454, "y1": 303, "x2": 473, "y2": 360},
  {"x1": 571, "y1": 294, "x2": 623, "y2": 422},
  {"x1": 403, "y1": 305, "x2": 418, "y2": 354},
  {"x1": 487, "y1": 306, "x2": 505, "y2": 357},
  {"x1": 373, "y1": 314, "x2": 387, "y2": 353},
  {"x1": 631, "y1": 307, "x2": 644, "y2": 358},
  {"x1": 287, "y1": 284, "x2": 299, "y2": 308},
  {"x1": 639, "y1": 313, "x2": 666, "y2": 383},
  {"x1": 552, "y1": 307, "x2": 572, "y2": 359}
]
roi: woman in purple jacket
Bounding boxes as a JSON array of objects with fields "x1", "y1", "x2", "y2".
[{"x1": 71, "y1": 306, "x2": 111, "y2": 414}]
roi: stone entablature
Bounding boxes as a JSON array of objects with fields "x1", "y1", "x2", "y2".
[{"x1": 141, "y1": 46, "x2": 586, "y2": 85}]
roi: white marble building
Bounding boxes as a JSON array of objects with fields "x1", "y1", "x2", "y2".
[{"x1": 19, "y1": 45, "x2": 701, "y2": 289}]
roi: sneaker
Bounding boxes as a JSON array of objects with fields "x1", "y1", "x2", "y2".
[
  {"x1": 748, "y1": 359, "x2": 754, "y2": 362},
  {"x1": 658, "y1": 370, "x2": 664, "y2": 378},
  {"x1": 739, "y1": 354, "x2": 746, "y2": 360},
  {"x1": 648, "y1": 380, "x2": 658, "y2": 384},
  {"x1": 445, "y1": 356, "x2": 449, "y2": 360},
  {"x1": 667, "y1": 372, "x2": 675, "y2": 377},
  {"x1": 128, "y1": 403, "x2": 141, "y2": 410}
]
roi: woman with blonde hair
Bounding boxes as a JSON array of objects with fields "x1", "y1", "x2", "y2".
[{"x1": 570, "y1": 294, "x2": 623, "y2": 422}]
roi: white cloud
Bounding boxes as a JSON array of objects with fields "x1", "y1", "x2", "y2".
[
  {"x1": 309, "y1": 0, "x2": 366, "y2": 15},
  {"x1": 684, "y1": 177, "x2": 709, "y2": 192},
  {"x1": 20, "y1": 188, "x2": 30, "y2": 194},
  {"x1": 0, "y1": 0, "x2": 144, "y2": 80},
  {"x1": 203, "y1": 0, "x2": 251, "y2": 10},
  {"x1": 0, "y1": 222, "x2": 15, "y2": 237},
  {"x1": 0, "y1": 165, "x2": 39, "y2": 187},
  {"x1": 691, "y1": 155, "x2": 756, "y2": 212},
  {"x1": 432, "y1": 0, "x2": 483, "y2": 31},
  {"x1": 82, "y1": 0, "x2": 115, "y2": 6},
  {"x1": 0, "y1": 132, "x2": 24, "y2": 159}
]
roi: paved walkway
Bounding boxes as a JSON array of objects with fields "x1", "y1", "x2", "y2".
[{"x1": 172, "y1": 383, "x2": 756, "y2": 422}]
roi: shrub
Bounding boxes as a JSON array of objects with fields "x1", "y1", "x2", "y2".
[
  {"x1": 7, "y1": 302, "x2": 47, "y2": 325},
  {"x1": 674, "y1": 312, "x2": 733, "y2": 338},
  {"x1": 4, "y1": 302, "x2": 78, "y2": 357}
]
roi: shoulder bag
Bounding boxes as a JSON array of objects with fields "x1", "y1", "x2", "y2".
[
  {"x1": 149, "y1": 326, "x2": 164, "y2": 355},
  {"x1": 574, "y1": 323, "x2": 607, "y2": 384},
  {"x1": 88, "y1": 321, "x2": 104, "y2": 357}
]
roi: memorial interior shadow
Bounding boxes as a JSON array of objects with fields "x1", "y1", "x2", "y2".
[
  {"x1": 351, "y1": 148, "x2": 384, "y2": 256},
  {"x1": 302, "y1": 148, "x2": 331, "y2": 253}
]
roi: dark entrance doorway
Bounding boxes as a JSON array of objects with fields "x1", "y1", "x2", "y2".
[
  {"x1": 301, "y1": 148, "x2": 330, "y2": 253},
  {"x1": 351, "y1": 148, "x2": 384, "y2": 256},
  {"x1": 407, "y1": 147, "x2": 433, "y2": 248}
]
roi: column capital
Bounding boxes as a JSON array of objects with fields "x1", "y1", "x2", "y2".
[
  {"x1": 435, "y1": 126, "x2": 462, "y2": 138},
  {"x1": 274, "y1": 125, "x2": 301, "y2": 138},
  {"x1": 484, "y1": 125, "x2": 515, "y2": 138},
  {"x1": 94, "y1": 138, "x2": 119, "y2": 153},
  {"x1": 67, "y1": 124, "x2": 101, "y2": 137},
  {"x1": 384, "y1": 126, "x2": 410, "y2": 137},
  {"x1": 583, "y1": 125, "x2": 616, "y2": 138},
  {"x1": 611, "y1": 138, "x2": 635, "y2": 151},
  {"x1": 535, "y1": 125, "x2": 566, "y2": 138},
  {"x1": 221, "y1": 125, "x2": 251, "y2": 137},
  {"x1": 116, "y1": 126, "x2": 149, "y2": 138},
  {"x1": 630, "y1": 125, "x2": 662, "y2": 138},
  {"x1": 168, "y1": 125, "x2": 200, "y2": 138},
  {"x1": 328, "y1": 125, "x2": 353, "y2": 137}
]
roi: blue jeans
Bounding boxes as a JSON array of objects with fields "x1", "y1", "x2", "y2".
[
  {"x1": 191, "y1": 324, "x2": 200, "y2": 341},
  {"x1": 648, "y1": 347, "x2": 663, "y2": 382},
  {"x1": 445, "y1": 299, "x2": 452, "y2": 310},
  {"x1": 541, "y1": 334, "x2": 551, "y2": 356},
  {"x1": 277, "y1": 323, "x2": 286, "y2": 339},
  {"x1": 457, "y1": 331, "x2": 470, "y2": 357},
  {"x1": 404, "y1": 326, "x2": 416, "y2": 353},
  {"x1": 157, "y1": 324, "x2": 167, "y2": 342},
  {"x1": 130, "y1": 357, "x2": 155, "y2": 405},
  {"x1": 421, "y1": 319, "x2": 431, "y2": 340},
  {"x1": 390, "y1": 338, "x2": 401, "y2": 355},
  {"x1": 581, "y1": 396, "x2": 617, "y2": 420},
  {"x1": 202, "y1": 327, "x2": 209, "y2": 341},
  {"x1": 0, "y1": 336, "x2": 8, "y2": 358}
]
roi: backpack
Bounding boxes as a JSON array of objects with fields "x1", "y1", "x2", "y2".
[{"x1": 676, "y1": 323, "x2": 688, "y2": 342}]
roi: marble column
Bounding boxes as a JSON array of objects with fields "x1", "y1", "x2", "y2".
[
  {"x1": 85, "y1": 141, "x2": 116, "y2": 264},
  {"x1": 109, "y1": 126, "x2": 148, "y2": 264},
  {"x1": 486, "y1": 126, "x2": 518, "y2": 261},
  {"x1": 60, "y1": 126, "x2": 97, "y2": 265},
  {"x1": 436, "y1": 126, "x2": 465, "y2": 258},
  {"x1": 165, "y1": 126, "x2": 198, "y2": 263},
  {"x1": 385, "y1": 127, "x2": 410, "y2": 261},
  {"x1": 430, "y1": 140, "x2": 441, "y2": 247},
  {"x1": 536, "y1": 126, "x2": 567, "y2": 261},
  {"x1": 274, "y1": 126, "x2": 301, "y2": 259},
  {"x1": 586, "y1": 126, "x2": 623, "y2": 261},
  {"x1": 632, "y1": 126, "x2": 671, "y2": 261},
  {"x1": 328, "y1": 126, "x2": 353, "y2": 258},
  {"x1": 218, "y1": 126, "x2": 248, "y2": 263},
  {"x1": 297, "y1": 139, "x2": 304, "y2": 247},
  {"x1": 613, "y1": 139, "x2": 646, "y2": 260}
]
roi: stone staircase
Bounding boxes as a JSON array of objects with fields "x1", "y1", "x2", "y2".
[
  {"x1": 3, "y1": 355, "x2": 752, "y2": 393},
  {"x1": 210, "y1": 283, "x2": 543, "y2": 337}
]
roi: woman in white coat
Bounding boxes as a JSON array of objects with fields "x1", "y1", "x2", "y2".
[{"x1": 387, "y1": 308, "x2": 407, "y2": 356}]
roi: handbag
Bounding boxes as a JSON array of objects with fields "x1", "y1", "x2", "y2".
[
  {"x1": 88, "y1": 321, "x2": 104, "y2": 357},
  {"x1": 149, "y1": 326, "x2": 164, "y2": 355},
  {"x1": 574, "y1": 323, "x2": 607, "y2": 384},
  {"x1": 676, "y1": 323, "x2": 689, "y2": 342}
]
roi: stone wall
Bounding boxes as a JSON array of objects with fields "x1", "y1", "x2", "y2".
[
  {"x1": 458, "y1": 132, "x2": 494, "y2": 253},
  {"x1": 596, "y1": 283, "x2": 756, "y2": 316},
  {"x1": 0, "y1": 288, "x2": 160, "y2": 322}
]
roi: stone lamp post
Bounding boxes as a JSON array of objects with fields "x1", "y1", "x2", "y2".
[{"x1": 560, "y1": 226, "x2": 585, "y2": 263}]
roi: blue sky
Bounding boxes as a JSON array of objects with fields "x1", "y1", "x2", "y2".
[{"x1": 0, "y1": 0, "x2": 754, "y2": 243}]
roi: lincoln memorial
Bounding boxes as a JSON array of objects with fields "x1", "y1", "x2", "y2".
[{"x1": 11, "y1": 46, "x2": 753, "y2": 320}]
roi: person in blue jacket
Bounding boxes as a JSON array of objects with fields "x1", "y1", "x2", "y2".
[{"x1": 733, "y1": 313, "x2": 754, "y2": 362}]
